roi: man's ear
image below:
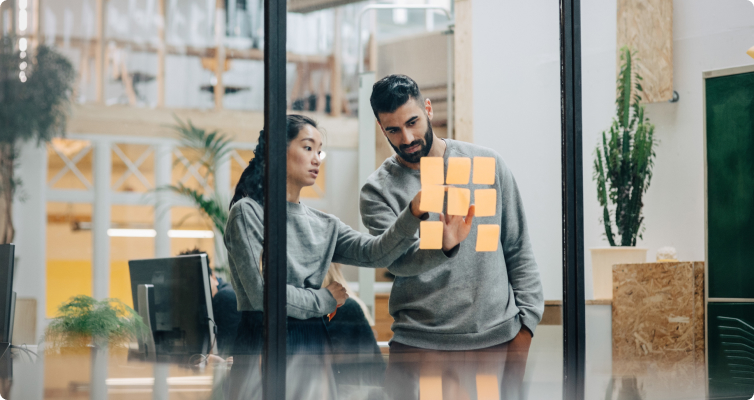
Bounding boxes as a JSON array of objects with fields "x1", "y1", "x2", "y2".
[{"x1": 425, "y1": 98, "x2": 434, "y2": 120}]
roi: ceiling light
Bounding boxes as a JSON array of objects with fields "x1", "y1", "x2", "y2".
[
  {"x1": 108, "y1": 229, "x2": 157, "y2": 238},
  {"x1": 168, "y1": 230, "x2": 215, "y2": 239}
]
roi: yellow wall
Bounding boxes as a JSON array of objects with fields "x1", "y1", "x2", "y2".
[{"x1": 46, "y1": 261, "x2": 134, "y2": 317}]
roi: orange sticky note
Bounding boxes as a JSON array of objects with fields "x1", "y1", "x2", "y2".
[
  {"x1": 419, "y1": 221, "x2": 443, "y2": 250},
  {"x1": 476, "y1": 374, "x2": 500, "y2": 400},
  {"x1": 420, "y1": 185, "x2": 445, "y2": 213},
  {"x1": 447, "y1": 187, "x2": 471, "y2": 216},
  {"x1": 476, "y1": 224, "x2": 500, "y2": 252},
  {"x1": 421, "y1": 157, "x2": 444, "y2": 186},
  {"x1": 473, "y1": 157, "x2": 496, "y2": 185},
  {"x1": 474, "y1": 189, "x2": 497, "y2": 217},
  {"x1": 446, "y1": 157, "x2": 471, "y2": 185}
]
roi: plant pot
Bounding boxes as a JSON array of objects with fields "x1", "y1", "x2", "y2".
[{"x1": 590, "y1": 247, "x2": 647, "y2": 299}]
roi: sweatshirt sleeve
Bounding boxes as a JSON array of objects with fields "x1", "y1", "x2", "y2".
[
  {"x1": 359, "y1": 185, "x2": 459, "y2": 277},
  {"x1": 332, "y1": 204, "x2": 422, "y2": 268},
  {"x1": 497, "y1": 158, "x2": 544, "y2": 335},
  {"x1": 225, "y1": 204, "x2": 337, "y2": 319}
]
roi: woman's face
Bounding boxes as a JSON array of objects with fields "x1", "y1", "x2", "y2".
[{"x1": 287, "y1": 124, "x2": 324, "y2": 188}]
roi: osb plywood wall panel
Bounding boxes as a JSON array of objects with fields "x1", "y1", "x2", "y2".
[
  {"x1": 612, "y1": 262, "x2": 705, "y2": 399},
  {"x1": 616, "y1": 0, "x2": 673, "y2": 103}
]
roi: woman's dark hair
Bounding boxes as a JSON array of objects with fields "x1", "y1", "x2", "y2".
[{"x1": 230, "y1": 114, "x2": 318, "y2": 209}]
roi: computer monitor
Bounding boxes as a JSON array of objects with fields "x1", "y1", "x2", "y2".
[
  {"x1": 0, "y1": 244, "x2": 15, "y2": 345},
  {"x1": 128, "y1": 254, "x2": 216, "y2": 363}
]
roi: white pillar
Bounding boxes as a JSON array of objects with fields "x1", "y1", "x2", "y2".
[
  {"x1": 213, "y1": 152, "x2": 231, "y2": 268},
  {"x1": 11, "y1": 140, "x2": 47, "y2": 400},
  {"x1": 357, "y1": 72, "x2": 377, "y2": 321},
  {"x1": 92, "y1": 141, "x2": 111, "y2": 300},
  {"x1": 154, "y1": 144, "x2": 172, "y2": 258}
]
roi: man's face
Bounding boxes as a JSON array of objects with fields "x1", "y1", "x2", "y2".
[{"x1": 377, "y1": 98, "x2": 434, "y2": 164}]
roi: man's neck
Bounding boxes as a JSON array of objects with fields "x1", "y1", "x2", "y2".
[{"x1": 396, "y1": 136, "x2": 446, "y2": 170}]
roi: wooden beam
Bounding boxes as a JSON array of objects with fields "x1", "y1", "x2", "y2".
[
  {"x1": 46, "y1": 35, "x2": 330, "y2": 65},
  {"x1": 94, "y1": 0, "x2": 106, "y2": 104},
  {"x1": 330, "y1": 8, "x2": 342, "y2": 117},
  {"x1": 31, "y1": 0, "x2": 40, "y2": 48},
  {"x1": 156, "y1": 0, "x2": 166, "y2": 107},
  {"x1": 454, "y1": 0, "x2": 473, "y2": 143},
  {"x1": 67, "y1": 103, "x2": 360, "y2": 149},
  {"x1": 214, "y1": 0, "x2": 226, "y2": 110}
]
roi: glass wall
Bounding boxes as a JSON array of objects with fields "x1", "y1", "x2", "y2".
[{"x1": 9, "y1": 0, "x2": 754, "y2": 399}]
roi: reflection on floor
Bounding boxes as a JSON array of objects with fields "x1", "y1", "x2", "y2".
[{"x1": 7, "y1": 305, "x2": 711, "y2": 400}]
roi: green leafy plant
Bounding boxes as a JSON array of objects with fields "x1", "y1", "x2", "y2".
[
  {"x1": 161, "y1": 117, "x2": 234, "y2": 274},
  {"x1": 45, "y1": 295, "x2": 147, "y2": 349},
  {"x1": 593, "y1": 47, "x2": 658, "y2": 247},
  {"x1": 0, "y1": 37, "x2": 75, "y2": 244}
]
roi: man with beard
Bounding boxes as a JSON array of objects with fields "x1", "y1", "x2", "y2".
[{"x1": 360, "y1": 74, "x2": 544, "y2": 399}]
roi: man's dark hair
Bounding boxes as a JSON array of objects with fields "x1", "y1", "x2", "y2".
[
  {"x1": 370, "y1": 74, "x2": 423, "y2": 120},
  {"x1": 179, "y1": 247, "x2": 214, "y2": 277}
]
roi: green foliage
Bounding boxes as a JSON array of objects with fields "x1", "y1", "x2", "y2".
[
  {"x1": 171, "y1": 116, "x2": 234, "y2": 178},
  {"x1": 593, "y1": 47, "x2": 657, "y2": 247},
  {"x1": 45, "y1": 295, "x2": 148, "y2": 349},
  {"x1": 168, "y1": 183, "x2": 228, "y2": 236},
  {"x1": 0, "y1": 36, "x2": 75, "y2": 145},
  {"x1": 161, "y1": 117, "x2": 233, "y2": 274},
  {"x1": 0, "y1": 37, "x2": 75, "y2": 243}
]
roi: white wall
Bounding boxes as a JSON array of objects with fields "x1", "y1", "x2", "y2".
[
  {"x1": 472, "y1": 0, "x2": 754, "y2": 300},
  {"x1": 12, "y1": 141, "x2": 48, "y2": 344}
]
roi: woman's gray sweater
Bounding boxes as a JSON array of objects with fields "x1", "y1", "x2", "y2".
[{"x1": 224, "y1": 198, "x2": 422, "y2": 320}]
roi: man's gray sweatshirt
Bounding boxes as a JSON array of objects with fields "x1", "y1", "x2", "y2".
[
  {"x1": 360, "y1": 139, "x2": 544, "y2": 351},
  {"x1": 224, "y1": 198, "x2": 422, "y2": 320}
]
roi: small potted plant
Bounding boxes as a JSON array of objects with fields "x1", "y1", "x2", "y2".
[
  {"x1": 591, "y1": 46, "x2": 657, "y2": 299},
  {"x1": 45, "y1": 295, "x2": 147, "y2": 398}
]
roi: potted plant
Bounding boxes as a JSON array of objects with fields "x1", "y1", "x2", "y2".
[
  {"x1": 45, "y1": 295, "x2": 147, "y2": 399},
  {"x1": 0, "y1": 36, "x2": 74, "y2": 244},
  {"x1": 591, "y1": 47, "x2": 657, "y2": 299}
]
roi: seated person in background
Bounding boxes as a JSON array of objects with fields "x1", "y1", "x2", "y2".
[
  {"x1": 179, "y1": 247, "x2": 241, "y2": 357},
  {"x1": 322, "y1": 263, "x2": 385, "y2": 389}
]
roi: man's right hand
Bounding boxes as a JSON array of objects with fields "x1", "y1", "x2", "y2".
[
  {"x1": 439, "y1": 205, "x2": 475, "y2": 251},
  {"x1": 326, "y1": 282, "x2": 348, "y2": 306}
]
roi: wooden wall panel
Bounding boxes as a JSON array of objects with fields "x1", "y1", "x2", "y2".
[{"x1": 617, "y1": 0, "x2": 673, "y2": 103}]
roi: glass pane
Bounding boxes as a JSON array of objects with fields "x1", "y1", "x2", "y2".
[{"x1": 578, "y1": 1, "x2": 743, "y2": 399}]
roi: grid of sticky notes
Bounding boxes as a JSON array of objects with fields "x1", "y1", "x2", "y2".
[{"x1": 418, "y1": 156, "x2": 500, "y2": 252}]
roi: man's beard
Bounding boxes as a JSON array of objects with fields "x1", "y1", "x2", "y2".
[{"x1": 390, "y1": 118, "x2": 434, "y2": 164}]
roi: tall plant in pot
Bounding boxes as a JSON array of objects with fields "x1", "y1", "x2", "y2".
[
  {"x1": 591, "y1": 47, "x2": 657, "y2": 299},
  {"x1": 0, "y1": 37, "x2": 75, "y2": 244}
]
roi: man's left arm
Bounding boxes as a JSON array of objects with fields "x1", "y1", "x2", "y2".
[{"x1": 497, "y1": 158, "x2": 544, "y2": 336}]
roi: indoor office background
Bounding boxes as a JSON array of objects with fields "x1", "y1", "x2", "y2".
[{"x1": 0, "y1": 0, "x2": 752, "y2": 399}]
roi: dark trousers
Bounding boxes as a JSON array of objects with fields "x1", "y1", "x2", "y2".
[
  {"x1": 384, "y1": 341, "x2": 527, "y2": 400},
  {"x1": 228, "y1": 311, "x2": 336, "y2": 400}
]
